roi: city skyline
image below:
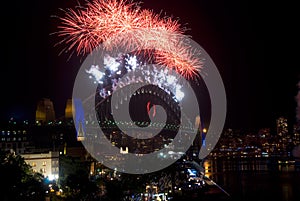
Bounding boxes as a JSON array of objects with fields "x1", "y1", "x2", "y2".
[
  {"x1": 0, "y1": 1, "x2": 299, "y2": 200},
  {"x1": 0, "y1": 0, "x2": 298, "y2": 130}
]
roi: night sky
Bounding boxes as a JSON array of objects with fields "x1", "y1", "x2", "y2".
[{"x1": 0, "y1": 0, "x2": 298, "y2": 130}]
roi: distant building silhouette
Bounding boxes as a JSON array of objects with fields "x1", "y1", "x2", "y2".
[{"x1": 35, "y1": 98, "x2": 56, "y2": 123}]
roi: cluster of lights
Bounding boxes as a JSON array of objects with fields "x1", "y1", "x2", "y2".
[
  {"x1": 86, "y1": 54, "x2": 185, "y2": 102},
  {"x1": 98, "y1": 119, "x2": 185, "y2": 131}
]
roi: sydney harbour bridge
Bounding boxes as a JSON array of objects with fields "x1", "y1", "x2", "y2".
[{"x1": 74, "y1": 52, "x2": 206, "y2": 162}]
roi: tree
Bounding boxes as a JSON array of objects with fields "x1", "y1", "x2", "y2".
[
  {"x1": 58, "y1": 155, "x2": 99, "y2": 200},
  {"x1": 0, "y1": 150, "x2": 46, "y2": 201}
]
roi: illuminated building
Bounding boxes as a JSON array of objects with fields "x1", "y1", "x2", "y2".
[
  {"x1": 0, "y1": 122, "x2": 29, "y2": 154},
  {"x1": 21, "y1": 151, "x2": 59, "y2": 181},
  {"x1": 276, "y1": 116, "x2": 290, "y2": 153},
  {"x1": 277, "y1": 117, "x2": 288, "y2": 137},
  {"x1": 293, "y1": 125, "x2": 300, "y2": 146},
  {"x1": 35, "y1": 98, "x2": 56, "y2": 123}
]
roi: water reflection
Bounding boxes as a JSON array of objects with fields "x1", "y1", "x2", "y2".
[{"x1": 201, "y1": 158, "x2": 300, "y2": 201}]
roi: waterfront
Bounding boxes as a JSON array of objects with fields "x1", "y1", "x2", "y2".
[{"x1": 197, "y1": 158, "x2": 300, "y2": 201}]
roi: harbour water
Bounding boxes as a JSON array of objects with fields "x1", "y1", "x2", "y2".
[{"x1": 199, "y1": 158, "x2": 300, "y2": 201}]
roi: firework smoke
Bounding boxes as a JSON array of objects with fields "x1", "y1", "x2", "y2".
[
  {"x1": 292, "y1": 81, "x2": 300, "y2": 160},
  {"x1": 296, "y1": 81, "x2": 300, "y2": 124},
  {"x1": 55, "y1": 0, "x2": 202, "y2": 79}
]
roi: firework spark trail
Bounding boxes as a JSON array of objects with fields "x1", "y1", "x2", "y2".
[
  {"x1": 155, "y1": 40, "x2": 203, "y2": 79},
  {"x1": 56, "y1": 0, "x2": 202, "y2": 78}
]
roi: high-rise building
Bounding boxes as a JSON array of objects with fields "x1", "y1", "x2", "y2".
[
  {"x1": 35, "y1": 98, "x2": 56, "y2": 123},
  {"x1": 277, "y1": 116, "x2": 288, "y2": 137},
  {"x1": 276, "y1": 116, "x2": 290, "y2": 153}
]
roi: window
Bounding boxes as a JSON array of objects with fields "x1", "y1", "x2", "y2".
[{"x1": 42, "y1": 161, "x2": 46, "y2": 166}]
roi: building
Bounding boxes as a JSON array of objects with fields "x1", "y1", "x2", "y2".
[
  {"x1": 277, "y1": 117, "x2": 289, "y2": 138},
  {"x1": 35, "y1": 98, "x2": 56, "y2": 123},
  {"x1": 21, "y1": 151, "x2": 59, "y2": 181},
  {"x1": 0, "y1": 121, "x2": 30, "y2": 154}
]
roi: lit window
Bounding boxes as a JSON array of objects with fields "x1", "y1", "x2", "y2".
[{"x1": 43, "y1": 161, "x2": 46, "y2": 166}]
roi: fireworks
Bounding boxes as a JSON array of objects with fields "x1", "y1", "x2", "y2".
[
  {"x1": 86, "y1": 54, "x2": 185, "y2": 102},
  {"x1": 55, "y1": 0, "x2": 202, "y2": 79}
]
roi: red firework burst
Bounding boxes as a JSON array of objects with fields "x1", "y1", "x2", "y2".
[{"x1": 55, "y1": 0, "x2": 202, "y2": 79}]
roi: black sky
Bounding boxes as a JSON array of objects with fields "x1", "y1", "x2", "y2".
[{"x1": 0, "y1": 0, "x2": 298, "y2": 130}]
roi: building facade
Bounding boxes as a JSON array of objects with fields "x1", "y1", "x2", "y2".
[
  {"x1": 0, "y1": 121, "x2": 30, "y2": 154},
  {"x1": 21, "y1": 151, "x2": 59, "y2": 181}
]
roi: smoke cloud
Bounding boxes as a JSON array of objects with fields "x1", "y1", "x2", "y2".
[{"x1": 296, "y1": 81, "x2": 300, "y2": 123}]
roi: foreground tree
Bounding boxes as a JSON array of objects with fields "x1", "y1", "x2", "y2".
[
  {"x1": 59, "y1": 155, "x2": 99, "y2": 200},
  {"x1": 0, "y1": 150, "x2": 46, "y2": 201}
]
